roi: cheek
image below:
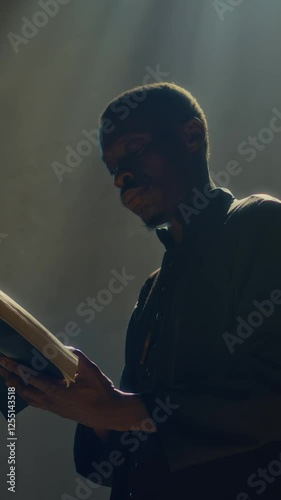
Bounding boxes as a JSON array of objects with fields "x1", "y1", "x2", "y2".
[
  {"x1": 139, "y1": 153, "x2": 181, "y2": 204},
  {"x1": 141, "y1": 153, "x2": 168, "y2": 178}
]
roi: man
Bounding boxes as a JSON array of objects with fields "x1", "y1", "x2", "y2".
[{"x1": 1, "y1": 82, "x2": 281, "y2": 499}]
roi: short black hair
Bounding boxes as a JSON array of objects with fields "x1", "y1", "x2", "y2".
[{"x1": 98, "y1": 82, "x2": 210, "y2": 161}]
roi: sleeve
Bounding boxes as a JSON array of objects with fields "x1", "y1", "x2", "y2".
[
  {"x1": 139, "y1": 200, "x2": 281, "y2": 473},
  {"x1": 73, "y1": 425, "x2": 124, "y2": 488},
  {"x1": 73, "y1": 271, "x2": 159, "y2": 487}
]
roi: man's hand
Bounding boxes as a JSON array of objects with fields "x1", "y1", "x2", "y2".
[{"x1": 0, "y1": 348, "x2": 120, "y2": 429}]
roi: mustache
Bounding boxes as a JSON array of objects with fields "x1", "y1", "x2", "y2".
[
  {"x1": 120, "y1": 176, "x2": 156, "y2": 198},
  {"x1": 121, "y1": 183, "x2": 142, "y2": 198}
]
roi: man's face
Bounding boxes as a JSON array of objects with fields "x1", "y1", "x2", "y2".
[{"x1": 101, "y1": 128, "x2": 189, "y2": 229}]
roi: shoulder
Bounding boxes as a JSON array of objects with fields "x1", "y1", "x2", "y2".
[{"x1": 226, "y1": 192, "x2": 281, "y2": 232}]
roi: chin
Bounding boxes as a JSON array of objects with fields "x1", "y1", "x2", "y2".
[{"x1": 141, "y1": 211, "x2": 168, "y2": 230}]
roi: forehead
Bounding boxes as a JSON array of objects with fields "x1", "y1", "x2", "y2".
[{"x1": 101, "y1": 131, "x2": 152, "y2": 163}]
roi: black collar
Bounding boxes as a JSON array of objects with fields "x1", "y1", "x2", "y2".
[{"x1": 155, "y1": 187, "x2": 236, "y2": 250}]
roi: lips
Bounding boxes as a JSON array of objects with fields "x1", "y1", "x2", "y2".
[{"x1": 122, "y1": 187, "x2": 147, "y2": 208}]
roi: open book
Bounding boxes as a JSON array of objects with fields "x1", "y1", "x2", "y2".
[{"x1": 0, "y1": 290, "x2": 79, "y2": 420}]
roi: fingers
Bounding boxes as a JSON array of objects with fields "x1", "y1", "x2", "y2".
[
  {"x1": 0, "y1": 364, "x2": 50, "y2": 406},
  {"x1": 0, "y1": 357, "x2": 65, "y2": 393},
  {"x1": 0, "y1": 364, "x2": 14, "y2": 382}
]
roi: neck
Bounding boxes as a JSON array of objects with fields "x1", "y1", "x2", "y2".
[
  {"x1": 167, "y1": 174, "x2": 216, "y2": 244},
  {"x1": 168, "y1": 217, "x2": 184, "y2": 243}
]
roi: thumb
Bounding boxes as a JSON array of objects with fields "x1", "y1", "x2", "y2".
[{"x1": 66, "y1": 346, "x2": 98, "y2": 376}]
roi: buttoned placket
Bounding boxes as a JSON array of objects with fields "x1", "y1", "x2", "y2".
[
  {"x1": 139, "y1": 252, "x2": 175, "y2": 382},
  {"x1": 130, "y1": 254, "x2": 175, "y2": 489}
]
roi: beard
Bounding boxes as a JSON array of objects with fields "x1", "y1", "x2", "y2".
[{"x1": 142, "y1": 211, "x2": 170, "y2": 231}]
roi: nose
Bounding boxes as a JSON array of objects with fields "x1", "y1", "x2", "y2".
[{"x1": 114, "y1": 168, "x2": 135, "y2": 189}]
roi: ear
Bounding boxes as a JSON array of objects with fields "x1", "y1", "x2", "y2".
[{"x1": 179, "y1": 117, "x2": 206, "y2": 153}]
